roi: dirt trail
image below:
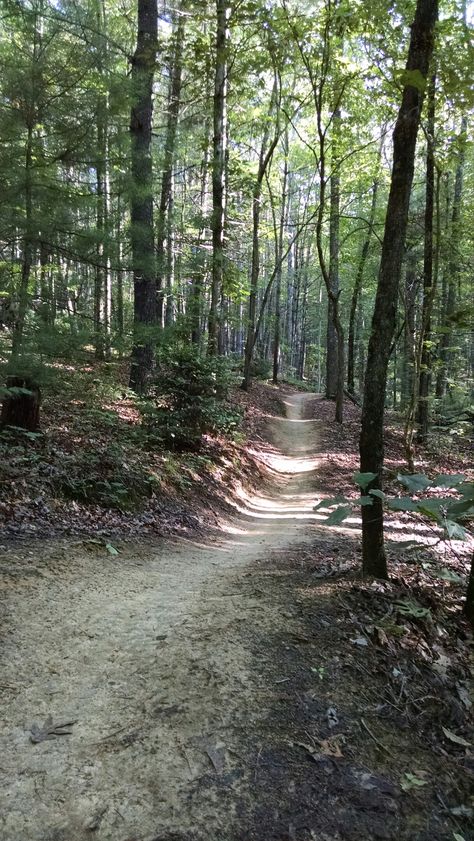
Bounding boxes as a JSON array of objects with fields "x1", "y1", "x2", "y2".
[{"x1": 0, "y1": 392, "x2": 324, "y2": 841}]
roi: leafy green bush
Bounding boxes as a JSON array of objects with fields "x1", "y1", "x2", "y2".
[
  {"x1": 249, "y1": 356, "x2": 272, "y2": 380},
  {"x1": 58, "y1": 445, "x2": 157, "y2": 509},
  {"x1": 141, "y1": 345, "x2": 241, "y2": 451}
]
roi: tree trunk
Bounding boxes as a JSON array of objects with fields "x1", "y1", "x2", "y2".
[
  {"x1": 401, "y1": 254, "x2": 417, "y2": 408},
  {"x1": 416, "y1": 74, "x2": 436, "y2": 443},
  {"x1": 1, "y1": 376, "x2": 41, "y2": 432},
  {"x1": 12, "y1": 123, "x2": 34, "y2": 357},
  {"x1": 157, "y1": 10, "x2": 184, "y2": 326},
  {"x1": 208, "y1": 0, "x2": 229, "y2": 356},
  {"x1": 273, "y1": 144, "x2": 289, "y2": 384},
  {"x1": 359, "y1": 0, "x2": 438, "y2": 579},
  {"x1": 326, "y1": 109, "x2": 340, "y2": 400},
  {"x1": 347, "y1": 162, "x2": 380, "y2": 395},
  {"x1": 94, "y1": 132, "x2": 105, "y2": 360},
  {"x1": 435, "y1": 115, "x2": 467, "y2": 398},
  {"x1": 242, "y1": 76, "x2": 280, "y2": 389},
  {"x1": 129, "y1": 0, "x2": 158, "y2": 394}
]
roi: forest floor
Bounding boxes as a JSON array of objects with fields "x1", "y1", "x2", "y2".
[{"x1": 0, "y1": 389, "x2": 473, "y2": 841}]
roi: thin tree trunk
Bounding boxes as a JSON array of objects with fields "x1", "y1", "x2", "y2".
[
  {"x1": 208, "y1": 0, "x2": 229, "y2": 356},
  {"x1": 157, "y1": 10, "x2": 184, "y2": 326},
  {"x1": 435, "y1": 115, "x2": 467, "y2": 398},
  {"x1": 12, "y1": 128, "x2": 34, "y2": 357},
  {"x1": 272, "y1": 146, "x2": 289, "y2": 384},
  {"x1": 242, "y1": 76, "x2": 280, "y2": 389},
  {"x1": 326, "y1": 108, "x2": 340, "y2": 399},
  {"x1": 401, "y1": 254, "x2": 417, "y2": 409},
  {"x1": 359, "y1": 0, "x2": 438, "y2": 579},
  {"x1": 347, "y1": 154, "x2": 381, "y2": 394},
  {"x1": 416, "y1": 74, "x2": 436, "y2": 443},
  {"x1": 129, "y1": 0, "x2": 158, "y2": 394},
  {"x1": 94, "y1": 128, "x2": 105, "y2": 360}
]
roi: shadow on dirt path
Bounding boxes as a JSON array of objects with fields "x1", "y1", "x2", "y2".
[{"x1": 1, "y1": 393, "x2": 471, "y2": 841}]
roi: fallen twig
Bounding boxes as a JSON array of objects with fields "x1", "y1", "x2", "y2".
[{"x1": 360, "y1": 717, "x2": 396, "y2": 759}]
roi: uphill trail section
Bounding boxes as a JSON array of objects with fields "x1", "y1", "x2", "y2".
[{"x1": 0, "y1": 392, "x2": 472, "y2": 841}]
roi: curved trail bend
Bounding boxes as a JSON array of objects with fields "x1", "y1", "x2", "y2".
[{"x1": 1, "y1": 392, "x2": 324, "y2": 841}]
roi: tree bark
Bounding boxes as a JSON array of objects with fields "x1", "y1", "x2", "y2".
[
  {"x1": 416, "y1": 74, "x2": 436, "y2": 442},
  {"x1": 1, "y1": 376, "x2": 41, "y2": 432},
  {"x1": 359, "y1": 0, "x2": 438, "y2": 578},
  {"x1": 156, "y1": 10, "x2": 184, "y2": 326},
  {"x1": 208, "y1": 0, "x2": 229, "y2": 356},
  {"x1": 435, "y1": 115, "x2": 467, "y2": 398},
  {"x1": 242, "y1": 76, "x2": 280, "y2": 389},
  {"x1": 129, "y1": 0, "x2": 158, "y2": 394},
  {"x1": 273, "y1": 140, "x2": 289, "y2": 384},
  {"x1": 401, "y1": 253, "x2": 417, "y2": 409},
  {"x1": 326, "y1": 108, "x2": 340, "y2": 400},
  {"x1": 347, "y1": 158, "x2": 381, "y2": 394}
]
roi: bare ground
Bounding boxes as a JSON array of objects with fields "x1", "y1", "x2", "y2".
[{"x1": 0, "y1": 393, "x2": 472, "y2": 841}]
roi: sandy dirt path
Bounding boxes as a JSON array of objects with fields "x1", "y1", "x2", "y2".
[{"x1": 0, "y1": 393, "x2": 324, "y2": 841}]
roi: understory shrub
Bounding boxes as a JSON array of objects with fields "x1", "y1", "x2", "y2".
[
  {"x1": 141, "y1": 345, "x2": 241, "y2": 450},
  {"x1": 58, "y1": 445, "x2": 158, "y2": 509}
]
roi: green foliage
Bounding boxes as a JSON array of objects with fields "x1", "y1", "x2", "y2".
[
  {"x1": 353, "y1": 471, "x2": 377, "y2": 491},
  {"x1": 140, "y1": 345, "x2": 241, "y2": 451},
  {"x1": 397, "y1": 473, "x2": 431, "y2": 493},
  {"x1": 315, "y1": 473, "x2": 474, "y2": 549},
  {"x1": 249, "y1": 356, "x2": 272, "y2": 380},
  {"x1": 58, "y1": 445, "x2": 158, "y2": 510}
]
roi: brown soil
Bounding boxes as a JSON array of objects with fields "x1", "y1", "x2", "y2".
[{"x1": 0, "y1": 392, "x2": 472, "y2": 841}]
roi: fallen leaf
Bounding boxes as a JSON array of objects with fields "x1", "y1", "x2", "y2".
[
  {"x1": 105, "y1": 542, "x2": 119, "y2": 556},
  {"x1": 441, "y1": 726, "x2": 471, "y2": 748},
  {"x1": 30, "y1": 715, "x2": 77, "y2": 743},
  {"x1": 320, "y1": 734, "x2": 344, "y2": 758},
  {"x1": 376, "y1": 627, "x2": 389, "y2": 646},
  {"x1": 326, "y1": 707, "x2": 339, "y2": 728},
  {"x1": 400, "y1": 772, "x2": 428, "y2": 791},
  {"x1": 350, "y1": 637, "x2": 369, "y2": 647},
  {"x1": 450, "y1": 806, "x2": 473, "y2": 818},
  {"x1": 204, "y1": 743, "x2": 226, "y2": 775},
  {"x1": 432, "y1": 654, "x2": 451, "y2": 677},
  {"x1": 456, "y1": 684, "x2": 472, "y2": 710}
]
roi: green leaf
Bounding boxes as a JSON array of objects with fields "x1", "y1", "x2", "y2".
[
  {"x1": 447, "y1": 499, "x2": 474, "y2": 519},
  {"x1": 353, "y1": 471, "x2": 377, "y2": 490},
  {"x1": 354, "y1": 496, "x2": 374, "y2": 506},
  {"x1": 394, "y1": 599, "x2": 431, "y2": 619},
  {"x1": 388, "y1": 497, "x2": 419, "y2": 512},
  {"x1": 453, "y1": 833, "x2": 466, "y2": 841},
  {"x1": 369, "y1": 489, "x2": 385, "y2": 500},
  {"x1": 397, "y1": 473, "x2": 431, "y2": 493},
  {"x1": 436, "y1": 568, "x2": 464, "y2": 583},
  {"x1": 399, "y1": 68, "x2": 427, "y2": 92},
  {"x1": 313, "y1": 495, "x2": 349, "y2": 511},
  {"x1": 457, "y1": 482, "x2": 474, "y2": 499},
  {"x1": 444, "y1": 520, "x2": 467, "y2": 541},
  {"x1": 400, "y1": 772, "x2": 428, "y2": 791},
  {"x1": 106, "y1": 543, "x2": 119, "y2": 556},
  {"x1": 432, "y1": 474, "x2": 466, "y2": 488},
  {"x1": 323, "y1": 505, "x2": 353, "y2": 525}
]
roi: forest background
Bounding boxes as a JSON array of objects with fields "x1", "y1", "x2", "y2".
[{"x1": 0, "y1": 0, "x2": 472, "y2": 589}]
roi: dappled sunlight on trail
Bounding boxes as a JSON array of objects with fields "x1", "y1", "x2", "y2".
[{"x1": 217, "y1": 393, "x2": 327, "y2": 533}]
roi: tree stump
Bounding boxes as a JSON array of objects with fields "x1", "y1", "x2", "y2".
[{"x1": 1, "y1": 376, "x2": 41, "y2": 432}]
